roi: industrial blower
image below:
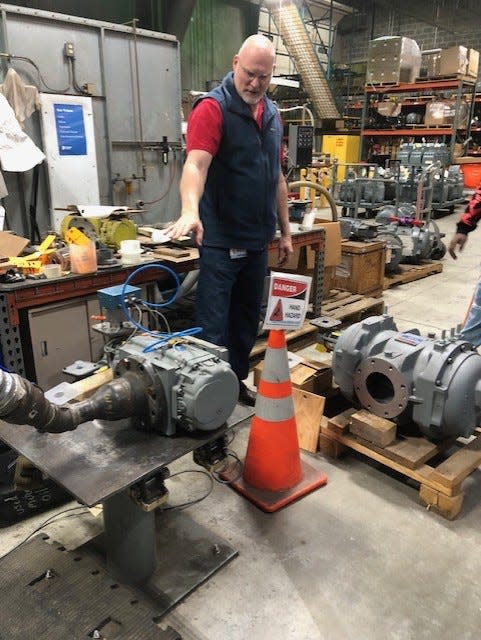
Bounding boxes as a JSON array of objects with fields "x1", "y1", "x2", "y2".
[
  {"x1": 322, "y1": 314, "x2": 481, "y2": 441},
  {"x1": 0, "y1": 334, "x2": 238, "y2": 435}
]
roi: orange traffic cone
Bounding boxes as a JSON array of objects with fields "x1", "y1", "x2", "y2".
[{"x1": 226, "y1": 329, "x2": 328, "y2": 512}]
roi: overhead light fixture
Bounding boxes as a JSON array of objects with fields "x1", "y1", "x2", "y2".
[
  {"x1": 264, "y1": 0, "x2": 296, "y2": 7},
  {"x1": 270, "y1": 76, "x2": 300, "y2": 88}
]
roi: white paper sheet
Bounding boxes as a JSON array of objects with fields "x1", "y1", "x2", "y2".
[{"x1": 0, "y1": 94, "x2": 45, "y2": 171}]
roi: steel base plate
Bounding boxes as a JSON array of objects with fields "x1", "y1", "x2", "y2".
[
  {"x1": 0, "y1": 404, "x2": 253, "y2": 506},
  {"x1": 0, "y1": 511, "x2": 237, "y2": 639},
  {"x1": 0, "y1": 535, "x2": 181, "y2": 640},
  {"x1": 84, "y1": 510, "x2": 238, "y2": 615}
]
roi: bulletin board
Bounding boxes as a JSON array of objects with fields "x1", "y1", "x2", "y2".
[{"x1": 39, "y1": 94, "x2": 100, "y2": 230}]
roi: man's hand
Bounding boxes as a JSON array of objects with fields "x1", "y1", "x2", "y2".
[
  {"x1": 277, "y1": 234, "x2": 293, "y2": 265},
  {"x1": 166, "y1": 211, "x2": 204, "y2": 246},
  {"x1": 448, "y1": 232, "x2": 468, "y2": 259}
]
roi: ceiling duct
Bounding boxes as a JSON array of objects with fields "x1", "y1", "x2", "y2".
[{"x1": 269, "y1": 2, "x2": 340, "y2": 119}]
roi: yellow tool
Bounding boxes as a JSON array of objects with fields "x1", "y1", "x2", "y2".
[
  {"x1": 38, "y1": 234, "x2": 56, "y2": 252},
  {"x1": 65, "y1": 227, "x2": 92, "y2": 246},
  {"x1": 7, "y1": 257, "x2": 43, "y2": 270}
]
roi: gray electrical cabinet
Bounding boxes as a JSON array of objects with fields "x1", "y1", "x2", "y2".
[
  {"x1": 288, "y1": 124, "x2": 314, "y2": 168},
  {"x1": 28, "y1": 297, "x2": 104, "y2": 390}
]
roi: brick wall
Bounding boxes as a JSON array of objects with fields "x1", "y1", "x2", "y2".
[{"x1": 335, "y1": 6, "x2": 481, "y2": 66}]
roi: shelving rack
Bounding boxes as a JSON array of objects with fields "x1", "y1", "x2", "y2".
[{"x1": 360, "y1": 77, "x2": 477, "y2": 164}]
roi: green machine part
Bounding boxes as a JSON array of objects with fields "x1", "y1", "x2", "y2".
[{"x1": 97, "y1": 218, "x2": 137, "y2": 250}]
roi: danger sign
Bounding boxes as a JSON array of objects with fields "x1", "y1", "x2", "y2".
[{"x1": 263, "y1": 272, "x2": 312, "y2": 330}]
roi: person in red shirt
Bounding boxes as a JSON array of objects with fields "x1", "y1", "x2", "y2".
[
  {"x1": 449, "y1": 184, "x2": 481, "y2": 345},
  {"x1": 167, "y1": 34, "x2": 293, "y2": 406}
]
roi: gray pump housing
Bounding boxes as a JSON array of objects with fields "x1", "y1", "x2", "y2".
[
  {"x1": 332, "y1": 315, "x2": 481, "y2": 440},
  {"x1": 114, "y1": 335, "x2": 239, "y2": 435}
]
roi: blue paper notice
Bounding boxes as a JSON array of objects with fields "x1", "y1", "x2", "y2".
[{"x1": 54, "y1": 103, "x2": 87, "y2": 155}]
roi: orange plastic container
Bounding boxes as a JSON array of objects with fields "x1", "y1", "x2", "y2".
[
  {"x1": 460, "y1": 163, "x2": 481, "y2": 189},
  {"x1": 69, "y1": 241, "x2": 97, "y2": 274}
]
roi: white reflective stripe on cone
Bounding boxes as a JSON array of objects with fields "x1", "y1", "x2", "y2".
[
  {"x1": 261, "y1": 349, "x2": 291, "y2": 383},
  {"x1": 255, "y1": 394, "x2": 295, "y2": 422}
]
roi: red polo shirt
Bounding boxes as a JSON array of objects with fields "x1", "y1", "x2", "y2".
[{"x1": 186, "y1": 98, "x2": 265, "y2": 155}]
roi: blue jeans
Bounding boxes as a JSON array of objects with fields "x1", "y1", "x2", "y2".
[
  {"x1": 460, "y1": 277, "x2": 481, "y2": 346},
  {"x1": 196, "y1": 246, "x2": 268, "y2": 380}
]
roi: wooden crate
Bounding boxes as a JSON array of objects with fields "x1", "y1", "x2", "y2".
[
  {"x1": 332, "y1": 240, "x2": 386, "y2": 298},
  {"x1": 319, "y1": 408, "x2": 481, "y2": 519},
  {"x1": 323, "y1": 265, "x2": 337, "y2": 298}
]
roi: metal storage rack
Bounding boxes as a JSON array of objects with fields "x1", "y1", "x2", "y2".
[{"x1": 360, "y1": 77, "x2": 477, "y2": 165}]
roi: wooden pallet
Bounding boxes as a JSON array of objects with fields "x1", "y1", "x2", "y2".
[
  {"x1": 319, "y1": 408, "x2": 481, "y2": 519},
  {"x1": 415, "y1": 74, "x2": 476, "y2": 84},
  {"x1": 404, "y1": 124, "x2": 453, "y2": 129},
  {"x1": 383, "y1": 261, "x2": 443, "y2": 289},
  {"x1": 321, "y1": 290, "x2": 384, "y2": 324},
  {"x1": 365, "y1": 81, "x2": 401, "y2": 88}
]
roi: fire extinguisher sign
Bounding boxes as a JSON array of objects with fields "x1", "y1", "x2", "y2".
[{"x1": 263, "y1": 272, "x2": 312, "y2": 331}]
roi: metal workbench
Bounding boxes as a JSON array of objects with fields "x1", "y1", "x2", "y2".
[{"x1": 0, "y1": 227, "x2": 325, "y2": 380}]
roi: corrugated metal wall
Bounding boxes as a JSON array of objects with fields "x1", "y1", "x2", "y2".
[{"x1": 181, "y1": 0, "x2": 259, "y2": 91}]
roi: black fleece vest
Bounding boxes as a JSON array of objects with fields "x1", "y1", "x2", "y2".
[{"x1": 194, "y1": 72, "x2": 281, "y2": 250}]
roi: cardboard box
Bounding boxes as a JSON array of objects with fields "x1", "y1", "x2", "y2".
[
  {"x1": 312, "y1": 219, "x2": 341, "y2": 267},
  {"x1": 439, "y1": 45, "x2": 468, "y2": 76},
  {"x1": 0, "y1": 231, "x2": 29, "y2": 260},
  {"x1": 424, "y1": 99, "x2": 468, "y2": 128},
  {"x1": 254, "y1": 357, "x2": 333, "y2": 395},
  {"x1": 468, "y1": 48, "x2": 479, "y2": 77},
  {"x1": 268, "y1": 221, "x2": 341, "y2": 270}
]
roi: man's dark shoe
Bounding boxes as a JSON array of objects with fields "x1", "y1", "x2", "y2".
[{"x1": 238, "y1": 381, "x2": 256, "y2": 407}]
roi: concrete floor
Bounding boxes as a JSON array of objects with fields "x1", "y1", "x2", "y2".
[{"x1": 1, "y1": 206, "x2": 481, "y2": 639}]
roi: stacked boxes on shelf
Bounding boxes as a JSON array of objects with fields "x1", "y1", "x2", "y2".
[
  {"x1": 366, "y1": 36, "x2": 421, "y2": 85},
  {"x1": 439, "y1": 46, "x2": 479, "y2": 78}
]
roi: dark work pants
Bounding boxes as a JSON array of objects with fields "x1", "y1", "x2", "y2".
[{"x1": 196, "y1": 246, "x2": 268, "y2": 381}]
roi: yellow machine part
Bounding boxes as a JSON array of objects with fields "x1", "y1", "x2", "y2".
[
  {"x1": 60, "y1": 215, "x2": 137, "y2": 250},
  {"x1": 60, "y1": 215, "x2": 99, "y2": 241},
  {"x1": 299, "y1": 167, "x2": 332, "y2": 208},
  {"x1": 65, "y1": 227, "x2": 91, "y2": 246},
  {"x1": 321, "y1": 134, "x2": 360, "y2": 180}
]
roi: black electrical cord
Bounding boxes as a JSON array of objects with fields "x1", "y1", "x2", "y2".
[
  {"x1": 162, "y1": 469, "x2": 214, "y2": 512},
  {"x1": 3, "y1": 54, "x2": 72, "y2": 93},
  {"x1": 1, "y1": 505, "x2": 90, "y2": 559},
  {"x1": 4, "y1": 53, "x2": 91, "y2": 96},
  {"x1": 69, "y1": 57, "x2": 90, "y2": 95},
  {"x1": 211, "y1": 451, "x2": 243, "y2": 485}
]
